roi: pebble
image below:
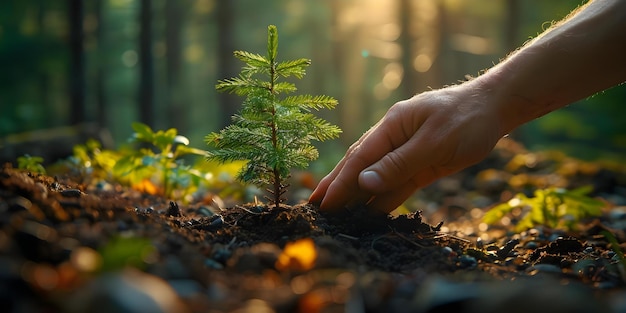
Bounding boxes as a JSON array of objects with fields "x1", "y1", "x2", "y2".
[
  {"x1": 60, "y1": 189, "x2": 83, "y2": 198},
  {"x1": 212, "y1": 248, "x2": 232, "y2": 263},
  {"x1": 527, "y1": 228, "x2": 540, "y2": 237},
  {"x1": 548, "y1": 233, "x2": 564, "y2": 242},
  {"x1": 204, "y1": 258, "x2": 224, "y2": 270},
  {"x1": 524, "y1": 241, "x2": 538, "y2": 249},
  {"x1": 208, "y1": 215, "x2": 224, "y2": 228},
  {"x1": 196, "y1": 206, "x2": 215, "y2": 217},
  {"x1": 475, "y1": 237, "x2": 484, "y2": 249},
  {"x1": 458, "y1": 255, "x2": 477, "y2": 269}
]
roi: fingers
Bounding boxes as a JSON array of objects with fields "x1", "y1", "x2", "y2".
[
  {"x1": 359, "y1": 116, "x2": 446, "y2": 194},
  {"x1": 308, "y1": 156, "x2": 347, "y2": 205},
  {"x1": 316, "y1": 147, "x2": 376, "y2": 211},
  {"x1": 308, "y1": 119, "x2": 382, "y2": 207},
  {"x1": 365, "y1": 166, "x2": 452, "y2": 213}
]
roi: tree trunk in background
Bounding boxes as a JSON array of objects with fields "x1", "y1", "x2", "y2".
[
  {"x1": 139, "y1": 0, "x2": 154, "y2": 128},
  {"x1": 95, "y1": 0, "x2": 107, "y2": 131},
  {"x1": 165, "y1": 0, "x2": 185, "y2": 133},
  {"x1": 505, "y1": 0, "x2": 523, "y2": 142},
  {"x1": 215, "y1": 0, "x2": 238, "y2": 129},
  {"x1": 398, "y1": 0, "x2": 417, "y2": 99},
  {"x1": 68, "y1": 0, "x2": 85, "y2": 125},
  {"x1": 330, "y1": 0, "x2": 365, "y2": 145},
  {"x1": 429, "y1": 1, "x2": 445, "y2": 89},
  {"x1": 37, "y1": 0, "x2": 51, "y2": 128},
  {"x1": 505, "y1": 0, "x2": 520, "y2": 53}
]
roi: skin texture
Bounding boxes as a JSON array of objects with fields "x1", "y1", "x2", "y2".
[{"x1": 309, "y1": 0, "x2": 626, "y2": 213}]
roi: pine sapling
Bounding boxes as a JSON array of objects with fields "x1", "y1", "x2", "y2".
[{"x1": 206, "y1": 25, "x2": 341, "y2": 208}]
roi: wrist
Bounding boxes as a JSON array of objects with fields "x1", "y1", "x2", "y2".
[{"x1": 461, "y1": 74, "x2": 524, "y2": 139}]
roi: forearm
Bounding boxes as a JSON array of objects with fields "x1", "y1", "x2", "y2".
[{"x1": 474, "y1": 0, "x2": 626, "y2": 136}]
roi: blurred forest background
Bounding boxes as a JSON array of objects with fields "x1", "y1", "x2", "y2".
[{"x1": 1, "y1": 0, "x2": 625, "y2": 175}]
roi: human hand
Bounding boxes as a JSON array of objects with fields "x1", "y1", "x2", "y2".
[{"x1": 309, "y1": 81, "x2": 506, "y2": 213}]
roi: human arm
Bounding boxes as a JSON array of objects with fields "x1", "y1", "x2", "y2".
[{"x1": 309, "y1": 0, "x2": 626, "y2": 213}]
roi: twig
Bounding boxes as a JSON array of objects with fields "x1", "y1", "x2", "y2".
[
  {"x1": 389, "y1": 227, "x2": 426, "y2": 248},
  {"x1": 337, "y1": 233, "x2": 359, "y2": 241}
]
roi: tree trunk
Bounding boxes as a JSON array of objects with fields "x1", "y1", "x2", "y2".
[
  {"x1": 398, "y1": 0, "x2": 417, "y2": 99},
  {"x1": 165, "y1": 0, "x2": 185, "y2": 133},
  {"x1": 139, "y1": 0, "x2": 154, "y2": 128},
  {"x1": 95, "y1": 0, "x2": 107, "y2": 131},
  {"x1": 68, "y1": 0, "x2": 85, "y2": 126},
  {"x1": 505, "y1": 0, "x2": 520, "y2": 53},
  {"x1": 215, "y1": 0, "x2": 238, "y2": 129}
]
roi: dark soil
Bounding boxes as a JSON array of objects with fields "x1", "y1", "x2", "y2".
[{"x1": 1, "y1": 138, "x2": 626, "y2": 313}]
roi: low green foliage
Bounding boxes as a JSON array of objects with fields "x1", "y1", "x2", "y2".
[
  {"x1": 114, "y1": 122, "x2": 208, "y2": 200},
  {"x1": 68, "y1": 138, "x2": 121, "y2": 181},
  {"x1": 98, "y1": 235, "x2": 156, "y2": 272},
  {"x1": 17, "y1": 154, "x2": 46, "y2": 174},
  {"x1": 483, "y1": 186, "x2": 605, "y2": 231},
  {"x1": 206, "y1": 25, "x2": 341, "y2": 207}
]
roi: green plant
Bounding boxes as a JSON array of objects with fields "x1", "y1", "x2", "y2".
[
  {"x1": 17, "y1": 154, "x2": 46, "y2": 174},
  {"x1": 114, "y1": 122, "x2": 208, "y2": 200},
  {"x1": 68, "y1": 138, "x2": 121, "y2": 181},
  {"x1": 98, "y1": 235, "x2": 156, "y2": 272},
  {"x1": 205, "y1": 25, "x2": 341, "y2": 207},
  {"x1": 483, "y1": 186, "x2": 605, "y2": 231}
]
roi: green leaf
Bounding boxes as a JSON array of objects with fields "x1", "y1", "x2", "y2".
[
  {"x1": 273, "y1": 81, "x2": 297, "y2": 94},
  {"x1": 216, "y1": 76, "x2": 268, "y2": 96},
  {"x1": 131, "y1": 122, "x2": 153, "y2": 141},
  {"x1": 234, "y1": 51, "x2": 270, "y2": 68},
  {"x1": 482, "y1": 202, "x2": 514, "y2": 225},
  {"x1": 275, "y1": 58, "x2": 310, "y2": 78},
  {"x1": 267, "y1": 25, "x2": 278, "y2": 62},
  {"x1": 282, "y1": 95, "x2": 338, "y2": 110}
]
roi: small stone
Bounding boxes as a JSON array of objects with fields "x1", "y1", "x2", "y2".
[
  {"x1": 476, "y1": 237, "x2": 484, "y2": 249},
  {"x1": 196, "y1": 206, "x2": 215, "y2": 217},
  {"x1": 524, "y1": 241, "x2": 538, "y2": 249},
  {"x1": 527, "y1": 228, "x2": 540, "y2": 237},
  {"x1": 441, "y1": 246, "x2": 454, "y2": 256},
  {"x1": 60, "y1": 189, "x2": 83, "y2": 198},
  {"x1": 458, "y1": 255, "x2": 477, "y2": 269},
  {"x1": 204, "y1": 259, "x2": 224, "y2": 270}
]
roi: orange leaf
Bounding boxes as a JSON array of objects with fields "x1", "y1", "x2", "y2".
[
  {"x1": 276, "y1": 238, "x2": 317, "y2": 272},
  {"x1": 133, "y1": 179, "x2": 161, "y2": 195}
]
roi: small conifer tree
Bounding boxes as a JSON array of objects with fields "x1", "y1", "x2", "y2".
[{"x1": 206, "y1": 25, "x2": 341, "y2": 208}]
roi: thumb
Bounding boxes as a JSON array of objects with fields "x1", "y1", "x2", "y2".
[{"x1": 358, "y1": 150, "x2": 415, "y2": 194}]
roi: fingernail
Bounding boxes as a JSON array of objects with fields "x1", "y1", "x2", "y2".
[{"x1": 360, "y1": 171, "x2": 383, "y2": 191}]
